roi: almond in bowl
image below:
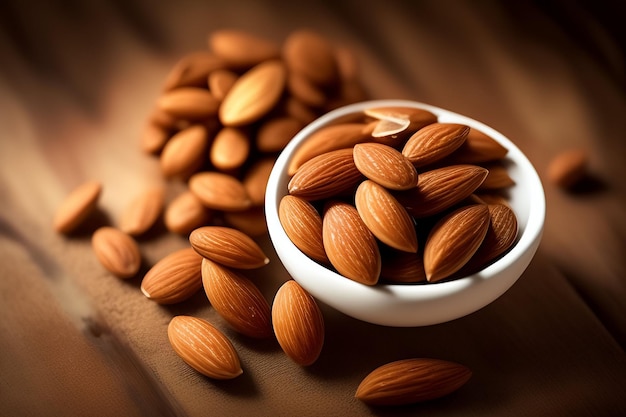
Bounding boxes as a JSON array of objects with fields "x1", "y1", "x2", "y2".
[{"x1": 265, "y1": 99, "x2": 545, "y2": 326}]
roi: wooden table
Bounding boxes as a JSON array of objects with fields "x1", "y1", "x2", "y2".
[{"x1": 1, "y1": 1, "x2": 624, "y2": 415}]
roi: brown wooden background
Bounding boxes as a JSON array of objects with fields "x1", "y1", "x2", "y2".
[{"x1": 1, "y1": 1, "x2": 624, "y2": 416}]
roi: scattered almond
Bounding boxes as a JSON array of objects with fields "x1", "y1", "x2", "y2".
[
  {"x1": 208, "y1": 29, "x2": 280, "y2": 68},
  {"x1": 207, "y1": 69, "x2": 238, "y2": 101},
  {"x1": 223, "y1": 207, "x2": 268, "y2": 237},
  {"x1": 160, "y1": 124, "x2": 208, "y2": 178},
  {"x1": 242, "y1": 157, "x2": 275, "y2": 207},
  {"x1": 547, "y1": 148, "x2": 589, "y2": 189},
  {"x1": 118, "y1": 187, "x2": 165, "y2": 236},
  {"x1": 353, "y1": 143, "x2": 418, "y2": 190},
  {"x1": 189, "y1": 226, "x2": 269, "y2": 269},
  {"x1": 210, "y1": 127, "x2": 250, "y2": 172},
  {"x1": 164, "y1": 190, "x2": 212, "y2": 235},
  {"x1": 283, "y1": 29, "x2": 339, "y2": 87},
  {"x1": 157, "y1": 87, "x2": 220, "y2": 120},
  {"x1": 141, "y1": 247, "x2": 203, "y2": 304},
  {"x1": 140, "y1": 122, "x2": 170, "y2": 155},
  {"x1": 162, "y1": 52, "x2": 226, "y2": 90},
  {"x1": 53, "y1": 180, "x2": 102, "y2": 234},
  {"x1": 256, "y1": 116, "x2": 304, "y2": 153},
  {"x1": 189, "y1": 171, "x2": 251, "y2": 211},
  {"x1": 91, "y1": 226, "x2": 141, "y2": 278}
]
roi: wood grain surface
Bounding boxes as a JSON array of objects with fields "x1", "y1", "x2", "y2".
[{"x1": 1, "y1": 1, "x2": 624, "y2": 416}]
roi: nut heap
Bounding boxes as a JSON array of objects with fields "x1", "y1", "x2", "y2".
[{"x1": 280, "y1": 106, "x2": 519, "y2": 285}]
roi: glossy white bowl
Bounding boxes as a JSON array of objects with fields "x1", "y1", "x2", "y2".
[{"x1": 265, "y1": 100, "x2": 545, "y2": 327}]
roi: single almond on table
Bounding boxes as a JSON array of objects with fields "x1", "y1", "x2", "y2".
[
  {"x1": 160, "y1": 124, "x2": 208, "y2": 178},
  {"x1": 201, "y1": 258, "x2": 273, "y2": 338},
  {"x1": 209, "y1": 127, "x2": 250, "y2": 172},
  {"x1": 219, "y1": 60, "x2": 286, "y2": 127},
  {"x1": 162, "y1": 51, "x2": 226, "y2": 90},
  {"x1": 91, "y1": 226, "x2": 141, "y2": 279},
  {"x1": 423, "y1": 204, "x2": 491, "y2": 282},
  {"x1": 189, "y1": 226, "x2": 269, "y2": 269},
  {"x1": 283, "y1": 29, "x2": 339, "y2": 87},
  {"x1": 322, "y1": 201, "x2": 381, "y2": 285},
  {"x1": 355, "y1": 180, "x2": 418, "y2": 253},
  {"x1": 396, "y1": 164, "x2": 488, "y2": 218},
  {"x1": 279, "y1": 195, "x2": 328, "y2": 264},
  {"x1": 164, "y1": 191, "x2": 211, "y2": 235},
  {"x1": 53, "y1": 180, "x2": 102, "y2": 234},
  {"x1": 446, "y1": 128, "x2": 508, "y2": 164},
  {"x1": 141, "y1": 247, "x2": 203, "y2": 304},
  {"x1": 272, "y1": 280, "x2": 325, "y2": 366},
  {"x1": 547, "y1": 148, "x2": 589, "y2": 189},
  {"x1": 478, "y1": 164, "x2": 515, "y2": 190},
  {"x1": 208, "y1": 29, "x2": 280, "y2": 68},
  {"x1": 168, "y1": 315, "x2": 242, "y2": 379},
  {"x1": 356, "y1": 358, "x2": 472, "y2": 406},
  {"x1": 157, "y1": 87, "x2": 220, "y2": 120},
  {"x1": 288, "y1": 148, "x2": 363, "y2": 201},
  {"x1": 243, "y1": 157, "x2": 275, "y2": 207},
  {"x1": 256, "y1": 116, "x2": 304, "y2": 153},
  {"x1": 207, "y1": 69, "x2": 238, "y2": 101},
  {"x1": 118, "y1": 187, "x2": 165, "y2": 236},
  {"x1": 189, "y1": 171, "x2": 251, "y2": 211},
  {"x1": 353, "y1": 142, "x2": 418, "y2": 190},
  {"x1": 402, "y1": 122, "x2": 469, "y2": 167}
]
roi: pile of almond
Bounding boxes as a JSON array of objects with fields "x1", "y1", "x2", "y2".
[{"x1": 280, "y1": 106, "x2": 519, "y2": 285}]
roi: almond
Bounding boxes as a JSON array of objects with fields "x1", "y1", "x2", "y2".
[
  {"x1": 118, "y1": 187, "x2": 165, "y2": 236},
  {"x1": 287, "y1": 123, "x2": 369, "y2": 175},
  {"x1": 219, "y1": 60, "x2": 286, "y2": 126},
  {"x1": 162, "y1": 51, "x2": 226, "y2": 90},
  {"x1": 189, "y1": 171, "x2": 251, "y2": 211},
  {"x1": 353, "y1": 143, "x2": 418, "y2": 190},
  {"x1": 91, "y1": 227, "x2": 141, "y2": 279},
  {"x1": 288, "y1": 148, "x2": 363, "y2": 201},
  {"x1": 207, "y1": 69, "x2": 238, "y2": 101},
  {"x1": 160, "y1": 125, "x2": 208, "y2": 178},
  {"x1": 355, "y1": 180, "x2": 417, "y2": 253},
  {"x1": 380, "y1": 249, "x2": 426, "y2": 283},
  {"x1": 272, "y1": 280, "x2": 325, "y2": 366},
  {"x1": 355, "y1": 358, "x2": 472, "y2": 406},
  {"x1": 279, "y1": 195, "x2": 328, "y2": 264},
  {"x1": 141, "y1": 247, "x2": 203, "y2": 304},
  {"x1": 53, "y1": 180, "x2": 102, "y2": 234},
  {"x1": 322, "y1": 201, "x2": 380, "y2": 285},
  {"x1": 446, "y1": 128, "x2": 508, "y2": 164},
  {"x1": 402, "y1": 123, "x2": 469, "y2": 167},
  {"x1": 396, "y1": 165, "x2": 488, "y2": 218},
  {"x1": 164, "y1": 191, "x2": 212, "y2": 235},
  {"x1": 364, "y1": 106, "x2": 437, "y2": 147},
  {"x1": 209, "y1": 127, "x2": 250, "y2": 172},
  {"x1": 223, "y1": 207, "x2": 268, "y2": 237},
  {"x1": 547, "y1": 148, "x2": 589, "y2": 189},
  {"x1": 201, "y1": 258, "x2": 272, "y2": 338},
  {"x1": 140, "y1": 122, "x2": 170, "y2": 155},
  {"x1": 478, "y1": 164, "x2": 515, "y2": 190},
  {"x1": 256, "y1": 116, "x2": 304, "y2": 153},
  {"x1": 208, "y1": 30, "x2": 280, "y2": 68},
  {"x1": 287, "y1": 72, "x2": 327, "y2": 108},
  {"x1": 243, "y1": 157, "x2": 275, "y2": 207},
  {"x1": 157, "y1": 87, "x2": 220, "y2": 120},
  {"x1": 283, "y1": 96, "x2": 318, "y2": 125},
  {"x1": 423, "y1": 204, "x2": 490, "y2": 282},
  {"x1": 167, "y1": 315, "x2": 242, "y2": 379},
  {"x1": 189, "y1": 226, "x2": 269, "y2": 269},
  {"x1": 283, "y1": 29, "x2": 339, "y2": 87}
]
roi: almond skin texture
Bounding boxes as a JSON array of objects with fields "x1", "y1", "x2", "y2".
[
  {"x1": 446, "y1": 128, "x2": 508, "y2": 164},
  {"x1": 423, "y1": 204, "x2": 491, "y2": 282},
  {"x1": 201, "y1": 258, "x2": 273, "y2": 338},
  {"x1": 402, "y1": 123, "x2": 469, "y2": 167},
  {"x1": 53, "y1": 180, "x2": 102, "y2": 234},
  {"x1": 118, "y1": 187, "x2": 165, "y2": 236},
  {"x1": 272, "y1": 280, "x2": 325, "y2": 366},
  {"x1": 322, "y1": 201, "x2": 381, "y2": 285},
  {"x1": 164, "y1": 191, "x2": 211, "y2": 235},
  {"x1": 396, "y1": 165, "x2": 488, "y2": 218},
  {"x1": 547, "y1": 148, "x2": 589, "y2": 189},
  {"x1": 162, "y1": 52, "x2": 226, "y2": 90},
  {"x1": 189, "y1": 171, "x2": 251, "y2": 211},
  {"x1": 168, "y1": 315, "x2": 242, "y2": 380},
  {"x1": 355, "y1": 180, "x2": 418, "y2": 253},
  {"x1": 288, "y1": 148, "x2": 363, "y2": 201},
  {"x1": 283, "y1": 29, "x2": 339, "y2": 87},
  {"x1": 189, "y1": 226, "x2": 269, "y2": 269},
  {"x1": 279, "y1": 195, "x2": 328, "y2": 264},
  {"x1": 219, "y1": 60, "x2": 286, "y2": 126},
  {"x1": 141, "y1": 247, "x2": 203, "y2": 304},
  {"x1": 208, "y1": 30, "x2": 280, "y2": 68},
  {"x1": 160, "y1": 124, "x2": 208, "y2": 178},
  {"x1": 91, "y1": 227, "x2": 141, "y2": 279},
  {"x1": 157, "y1": 87, "x2": 220, "y2": 120},
  {"x1": 353, "y1": 143, "x2": 418, "y2": 190},
  {"x1": 356, "y1": 358, "x2": 472, "y2": 406}
]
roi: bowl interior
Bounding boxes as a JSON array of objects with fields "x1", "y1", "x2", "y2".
[{"x1": 265, "y1": 99, "x2": 545, "y2": 326}]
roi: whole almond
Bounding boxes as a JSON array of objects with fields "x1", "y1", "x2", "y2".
[
  {"x1": 272, "y1": 280, "x2": 325, "y2": 366},
  {"x1": 164, "y1": 191, "x2": 211, "y2": 235},
  {"x1": 402, "y1": 123, "x2": 469, "y2": 167},
  {"x1": 168, "y1": 315, "x2": 242, "y2": 379},
  {"x1": 208, "y1": 69, "x2": 238, "y2": 101},
  {"x1": 243, "y1": 157, "x2": 275, "y2": 207},
  {"x1": 355, "y1": 180, "x2": 418, "y2": 253},
  {"x1": 189, "y1": 226, "x2": 269, "y2": 269},
  {"x1": 479, "y1": 164, "x2": 515, "y2": 190},
  {"x1": 53, "y1": 180, "x2": 102, "y2": 234},
  {"x1": 356, "y1": 358, "x2": 472, "y2": 406},
  {"x1": 396, "y1": 165, "x2": 488, "y2": 218},
  {"x1": 423, "y1": 204, "x2": 490, "y2": 282},
  {"x1": 279, "y1": 195, "x2": 328, "y2": 264},
  {"x1": 160, "y1": 124, "x2": 208, "y2": 178},
  {"x1": 447, "y1": 128, "x2": 508, "y2": 164},
  {"x1": 140, "y1": 122, "x2": 170, "y2": 155},
  {"x1": 118, "y1": 187, "x2": 165, "y2": 236},
  {"x1": 157, "y1": 87, "x2": 220, "y2": 120},
  {"x1": 201, "y1": 258, "x2": 273, "y2": 338},
  {"x1": 219, "y1": 60, "x2": 286, "y2": 127},
  {"x1": 283, "y1": 29, "x2": 339, "y2": 87},
  {"x1": 288, "y1": 148, "x2": 363, "y2": 201},
  {"x1": 547, "y1": 148, "x2": 589, "y2": 189},
  {"x1": 162, "y1": 52, "x2": 226, "y2": 90},
  {"x1": 189, "y1": 171, "x2": 251, "y2": 211},
  {"x1": 380, "y1": 249, "x2": 426, "y2": 283},
  {"x1": 287, "y1": 123, "x2": 368, "y2": 175},
  {"x1": 353, "y1": 143, "x2": 418, "y2": 190},
  {"x1": 256, "y1": 116, "x2": 304, "y2": 153},
  {"x1": 210, "y1": 127, "x2": 250, "y2": 172},
  {"x1": 223, "y1": 207, "x2": 268, "y2": 237},
  {"x1": 141, "y1": 247, "x2": 203, "y2": 304},
  {"x1": 322, "y1": 201, "x2": 380, "y2": 285},
  {"x1": 208, "y1": 30, "x2": 280, "y2": 68},
  {"x1": 91, "y1": 227, "x2": 141, "y2": 279}
]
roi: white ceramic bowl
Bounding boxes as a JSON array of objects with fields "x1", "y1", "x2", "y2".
[{"x1": 265, "y1": 100, "x2": 545, "y2": 326}]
